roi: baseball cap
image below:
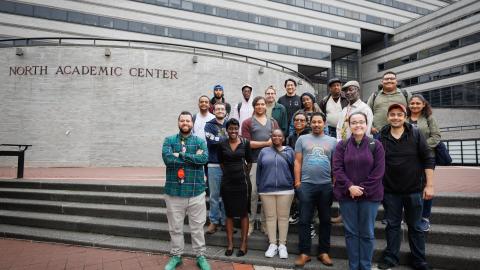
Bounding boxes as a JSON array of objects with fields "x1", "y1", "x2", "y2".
[
  {"x1": 388, "y1": 103, "x2": 407, "y2": 114},
  {"x1": 342, "y1": 81, "x2": 360, "y2": 89},
  {"x1": 213, "y1": 84, "x2": 223, "y2": 91}
]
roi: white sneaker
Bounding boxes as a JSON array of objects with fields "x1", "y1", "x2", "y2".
[
  {"x1": 278, "y1": 244, "x2": 288, "y2": 259},
  {"x1": 264, "y1": 243, "x2": 278, "y2": 258}
]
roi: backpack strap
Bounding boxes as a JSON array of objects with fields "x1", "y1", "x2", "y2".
[
  {"x1": 237, "y1": 102, "x2": 242, "y2": 115},
  {"x1": 192, "y1": 113, "x2": 197, "y2": 124},
  {"x1": 368, "y1": 137, "x2": 376, "y2": 156},
  {"x1": 401, "y1": 89, "x2": 409, "y2": 104}
]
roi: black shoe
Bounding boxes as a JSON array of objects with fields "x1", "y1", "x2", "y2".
[
  {"x1": 236, "y1": 249, "x2": 247, "y2": 257},
  {"x1": 225, "y1": 248, "x2": 234, "y2": 256},
  {"x1": 414, "y1": 263, "x2": 432, "y2": 270},
  {"x1": 377, "y1": 261, "x2": 395, "y2": 269}
]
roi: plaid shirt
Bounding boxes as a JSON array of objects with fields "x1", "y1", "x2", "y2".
[{"x1": 162, "y1": 133, "x2": 208, "y2": 197}]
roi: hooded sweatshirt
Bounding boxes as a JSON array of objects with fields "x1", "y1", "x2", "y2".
[{"x1": 232, "y1": 95, "x2": 254, "y2": 131}]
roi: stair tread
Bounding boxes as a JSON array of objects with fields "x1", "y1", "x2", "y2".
[
  {"x1": 0, "y1": 224, "x2": 446, "y2": 270},
  {"x1": 0, "y1": 187, "x2": 164, "y2": 198},
  {"x1": 0, "y1": 209, "x2": 479, "y2": 257}
]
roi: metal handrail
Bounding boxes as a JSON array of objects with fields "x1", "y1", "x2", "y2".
[
  {"x1": 440, "y1": 125, "x2": 480, "y2": 133},
  {"x1": 443, "y1": 138, "x2": 479, "y2": 166},
  {"x1": 0, "y1": 37, "x2": 315, "y2": 87}
]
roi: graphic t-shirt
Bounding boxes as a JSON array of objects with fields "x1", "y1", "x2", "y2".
[{"x1": 295, "y1": 134, "x2": 337, "y2": 185}]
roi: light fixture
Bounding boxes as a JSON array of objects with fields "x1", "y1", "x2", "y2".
[
  {"x1": 15, "y1": 48, "x2": 24, "y2": 56},
  {"x1": 192, "y1": 55, "x2": 198, "y2": 63},
  {"x1": 104, "y1": 48, "x2": 111, "y2": 57},
  {"x1": 258, "y1": 66, "x2": 264, "y2": 74},
  {"x1": 298, "y1": 80, "x2": 303, "y2": 86}
]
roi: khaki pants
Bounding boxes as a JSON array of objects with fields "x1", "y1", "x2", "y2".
[
  {"x1": 165, "y1": 192, "x2": 207, "y2": 257},
  {"x1": 249, "y1": 163, "x2": 266, "y2": 227},
  {"x1": 261, "y1": 193, "x2": 294, "y2": 245}
]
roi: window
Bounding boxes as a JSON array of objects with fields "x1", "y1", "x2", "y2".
[
  {"x1": 128, "y1": 21, "x2": 142, "y2": 32},
  {"x1": 156, "y1": 26, "x2": 166, "y2": 36},
  {"x1": 99, "y1": 16, "x2": 114, "y2": 28},
  {"x1": 50, "y1": 9, "x2": 67, "y2": 21},
  {"x1": 84, "y1": 14, "x2": 98, "y2": 26},
  {"x1": 114, "y1": 19, "x2": 128, "y2": 30},
  {"x1": 68, "y1": 11, "x2": 83, "y2": 24},
  {"x1": 181, "y1": 1, "x2": 193, "y2": 10},
  {"x1": 34, "y1": 6, "x2": 50, "y2": 19},
  {"x1": 15, "y1": 3, "x2": 33, "y2": 16},
  {"x1": 181, "y1": 30, "x2": 193, "y2": 40},
  {"x1": 193, "y1": 31, "x2": 205, "y2": 41}
]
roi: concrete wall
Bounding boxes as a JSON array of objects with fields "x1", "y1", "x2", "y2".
[{"x1": 0, "y1": 45, "x2": 313, "y2": 167}]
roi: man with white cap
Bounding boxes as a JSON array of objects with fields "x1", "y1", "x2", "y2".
[{"x1": 336, "y1": 81, "x2": 373, "y2": 141}]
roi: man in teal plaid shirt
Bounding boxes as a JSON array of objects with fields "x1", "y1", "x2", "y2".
[{"x1": 162, "y1": 111, "x2": 210, "y2": 270}]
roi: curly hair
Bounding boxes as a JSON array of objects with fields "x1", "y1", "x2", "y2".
[{"x1": 407, "y1": 94, "x2": 432, "y2": 117}]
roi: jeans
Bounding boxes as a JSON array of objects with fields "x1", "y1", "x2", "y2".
[
  {"x1": 422, "y1": 199, "x2": 433, "y2": 219},
  {"x1": 208, "y1": 165, "x2": 225, "y2": 225},
  {"x1": 297, "y1": 182, "x2": 333, "y2": 255},
  {"x1": 328, "y1": 126, "x2": 337, "y2": 138},
  {"x1": 340, "y1": 200, "x2": 380, "y2": 270},
  {"x1": 382, "y1": 192, "x2": 428, "y2": 269}
]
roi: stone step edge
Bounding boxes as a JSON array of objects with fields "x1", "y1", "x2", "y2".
[{"x1": 0, "y1": 224, "x2": 442, "y2": 270}]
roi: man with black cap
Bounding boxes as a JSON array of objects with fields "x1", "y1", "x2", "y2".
[
  {"x1": 319, "y1": 78, "x2": 348, "y2": 138},
  {"x1": 209, "y1": 84, "x2": 231, "y2": 117},
  {"x1": 232, "y1": 84, "x2": 254, "y2": 131},
  {"x1": 377, "y1": 103, "x2": 434, "y2": 270}
]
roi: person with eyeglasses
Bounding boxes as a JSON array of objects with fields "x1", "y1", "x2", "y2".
[
  {"x1": 366, "y1": 71, "x2": 411, "y2": 139},
  {"x1": 333, "y1": 111, "x2": 385, "y2": 270}
]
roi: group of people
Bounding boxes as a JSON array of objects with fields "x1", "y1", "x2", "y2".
[{"x1": 161, "y1": 71, "x2": 442, "y2": 270}]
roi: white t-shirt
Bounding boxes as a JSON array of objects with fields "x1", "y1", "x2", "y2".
[
  {"x1": 336, "y1": 99, "x2": 373, "y2": 141},
  {"x1": 193, "y1": 112, "x2": 215, "y2": 142}
]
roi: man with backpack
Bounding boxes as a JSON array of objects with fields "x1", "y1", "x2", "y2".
[
  {"x1": 232, "y1": 84, "x2": 254, "y2": 131},
  {"x1": 367, "y1": 71, "x2": 410, "y2": 138},
  {"x1": 319, "y1": 78, "x2": 348, "y2": 138}
]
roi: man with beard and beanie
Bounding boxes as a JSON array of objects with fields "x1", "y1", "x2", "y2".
[
  {"x1": 232, "y1": 84, "x2": 254, "y2": 131},
  {"x1": 319, "y1": 78, "x2": 348, "y2": 138},
  {"x1": 204, "y1": 103, "x2": 228, "y2": 234},
  {"x1": 209, "y1": 85, "x2": 231, "y2": 117},
  {"x1": 377, "y1": 104, "x2": 434, "y2": 270},
  {"x1": 162, "y1": 111, "x2": 210, "y2": 270}
]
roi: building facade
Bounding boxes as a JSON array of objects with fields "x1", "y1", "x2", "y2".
[{"x1": 0, "y1": 0, "x2": 478, "y2": 166}]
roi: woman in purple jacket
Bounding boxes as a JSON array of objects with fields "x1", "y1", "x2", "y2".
[{"x1": 333, "y1": 112, "x2": 385, "y2": 270}]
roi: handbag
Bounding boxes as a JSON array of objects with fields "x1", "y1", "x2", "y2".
[{"x1": 435, "y1": 141, "x2": 452, "y2": 166}]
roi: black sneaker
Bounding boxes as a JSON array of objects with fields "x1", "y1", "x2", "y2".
[
  {"x1": 289, "y1": 212, "x2": 299, "y2": 225},
  {"x1": 377, "y1": 261, "x2": 395, "y2": 269}
]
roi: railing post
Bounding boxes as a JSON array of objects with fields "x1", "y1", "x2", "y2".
[
  {"x1": 17, "y1": 151, "x2": 24, "y2": 179},
  {"x1": 476, "y1": 139, "x2": 479, "y2": 166},
  {"x1": 460, "y1": 140, "x2": 464, "y2": 165}
]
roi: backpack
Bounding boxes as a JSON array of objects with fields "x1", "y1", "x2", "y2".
[
  {"x1": 237, "y1": 102, "x2": 242, "y2": 115},
  {"x1": 371, "y1": 89, "x2": 409, "y2": 108}
]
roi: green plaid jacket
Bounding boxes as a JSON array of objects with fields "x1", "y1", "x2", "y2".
[{"x1": 162, "y1": 133, "x2": 208, "y2": 197}]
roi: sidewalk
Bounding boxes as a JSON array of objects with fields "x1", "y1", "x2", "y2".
[
  {"x1": 0, "y1": 166, "x2": 479, "y2": 193},
  {"x1": 0, "y1": 238, "x2": 257, "y2": 270}
]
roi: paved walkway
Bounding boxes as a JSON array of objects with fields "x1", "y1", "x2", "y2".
[
  {"x1": 0, "y1": 166, "x2": 479, "y2": 193},
  {"x1": 0, "y1": 238, "x2": 258, "y2": 270}
]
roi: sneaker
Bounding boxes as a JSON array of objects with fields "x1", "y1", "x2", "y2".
[
  {"x1": 289, "y1": 212, "x2": 299, "y2": 224},
  {"x1": 310, "y1": 223, "x2": 316, "y2": 239},
  {"x1": 278, "y1": 244, "x2": 288, "y2": 259},
  {"x1": 420, "y1": 218, "x2": 431, "y2": 232},
  {"x1": 264, "y1": 243, "x2": 278, "y2": 258},
  {"x1": 196, "y1": 256, "x2": 211, "y2": 270},
  {"x1": 164, "y1": 256, "x2": 182, "y2": 270},
  {"x1": 377, "y1": 261, "x2": 395, "y2": 269}
]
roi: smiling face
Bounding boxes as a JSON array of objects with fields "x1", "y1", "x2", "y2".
[
  {"x1": 349, "y1": 113, "x2": 367, "y2": 137},
  {"x1": 343, "y1": 86, "x2": 360, "y2": 104},
  {"x1": 285, "y1": 80, "x2": 296, "y2": 96},
  {"x1": 254, "y1": 98, "x2": 267, "y2": 116},
  {"x1": 242, "y1": 87, "x2": 252, "y2": 101},
  {"x1": 227, "y1": 124, "x2": 239, "y2": 140},
  {"x1": 214, "y1": 103, "x2": 226, "y2": 120},
  {"x1": 271, "y1": 129, "x2": 284, "y2": 147},
  {"x1": 178, "y1": 114, "x2": 193, "y2": 135},
  {"x1": 293, "y1": 113, "x2": 307, "y2": 132},
  {"x1": 214, "y1": 88, "x2": 223, "y2": 99},
  {"x1": 382, "y1": 73, "x2": 398, "y2": 93},
  {"x1": 310, "y1": 115, "x2": 325, "y2": 135},
  {"x1": 329, "y1": 82, "x2": 342, "y2": 96},
  {"x1": 409, "y1": 96, "x2": 426, "y2": 115},
  {"x1": 387, "y1": 108, "x2": 406, "y2": 128},
  {"x1": 198, "y1": 96, "x2": 210, "y2": 111},
  {"x1": 265, "y1": 88, "x2": 276, "y2": 104},
  {"x1": 302, "y1": 95, "x2": 313, "y2": 111}
]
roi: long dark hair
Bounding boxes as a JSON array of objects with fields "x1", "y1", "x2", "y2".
[{"x1": 407, "y1": 94, "x2": 432, "y2": 117}]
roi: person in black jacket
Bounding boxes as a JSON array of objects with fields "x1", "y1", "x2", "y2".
[
  {"x1": 377, "y1": 103, "x2": 435, "y2": 270},
  {"x1": 278, "y1": 78, "x2": 301, "y2": 126}
]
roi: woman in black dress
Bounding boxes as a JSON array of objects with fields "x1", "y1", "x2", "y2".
[{"x1": 218, "y1": 118, "x2": 252, "y2": 257}]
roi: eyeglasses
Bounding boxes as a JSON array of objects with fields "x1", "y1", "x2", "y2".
[
  {"x1": 350, "y1": 121, "x2": 366, "y2": 126},
  {"x1": 383, "y1": 77, "x2": 396, "y2": 81},
  {"x1": 294, "y1": 119, "x2": 306, "y2": 122}
]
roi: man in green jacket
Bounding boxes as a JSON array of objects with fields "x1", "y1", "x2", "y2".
[
  {"x1": 265, "y1": 85, "x2": 288, "y2": 136},
  {"x1": 162, "y1": 111, "x2": 211, "y2": 270},
  {"x1": 367, "y1": 71, "x2": 411, "y2": 138}
]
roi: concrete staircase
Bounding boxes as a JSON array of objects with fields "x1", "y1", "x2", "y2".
[{"x1": 0, "y1": 179, "x2": 479, "y2": 270}]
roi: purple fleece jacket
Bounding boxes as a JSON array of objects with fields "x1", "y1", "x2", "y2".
[{"x1": 333, "y1": 136, "x2": 385, "y2": 202}]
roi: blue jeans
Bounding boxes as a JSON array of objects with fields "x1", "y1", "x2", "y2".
[
  {"x1": 422, "y1": 199, "x2": 432, "y2": 219},
  {"x1": 340, "y1": 200, "x2": 380, "y2": 270},
  {"x1": 382, "y1": 192, "x2": 428, "y2": 269},
  {"x1": 297, "y1": 182, "x2": 332, "y2": 255},
  {"x1": 208, "y1": 166, "x2": 225, "y2": 225}
]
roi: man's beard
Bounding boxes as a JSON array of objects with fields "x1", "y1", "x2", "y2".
[{"x1": 179, "y1": 126, "x2": 192, "y2": 135}]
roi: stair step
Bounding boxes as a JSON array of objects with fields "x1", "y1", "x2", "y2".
[
  {"x1": 0, "y1": 224, "x2": 450, "y2": 270},
  {"x1": 0, "y1": 188, "x2": 165, "y2": 206}
]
